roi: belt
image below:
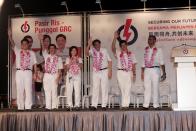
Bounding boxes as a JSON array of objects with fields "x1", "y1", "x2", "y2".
[
  {"x1": 100, "y1": 68, "x2": 108, "y2": 70},
  {"x1": 16, "y1": 68, "x2": 31, "y2": 71},
  {"x1": 145, "y1": 66, "x2": 160, "y2": 68},
  {"x1": 45, "y1": 71, "x2": 57, "y2": 74},
  {"x1": 117, "y1": 68, "x2": 130, "y2": 72}
]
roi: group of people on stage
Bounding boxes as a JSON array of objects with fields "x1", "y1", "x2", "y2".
[{"x1": 8, "y1": 29, "x2": 166, "y2": 111}]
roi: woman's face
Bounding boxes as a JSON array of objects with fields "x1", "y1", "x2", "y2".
[
  {"x1": 71, "y1": 48, "x2": 77, "y2": 57},
  {"x1": 43, "y1": 37, "x2": 50, "y2": 49},
  {"x1": 21, "y1": 41, "x2": 29, "y2": 50},
  {"x1": 49, "y1": 46, "x2": 56, "y2": 55}
]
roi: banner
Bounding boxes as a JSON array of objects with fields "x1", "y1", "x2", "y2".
[
  {"x1": 10, "y1": 15, "x2": 82, "y2": 99},
  {"x1": 90, "y1": 11, "x2": 196, "y2": 102}
]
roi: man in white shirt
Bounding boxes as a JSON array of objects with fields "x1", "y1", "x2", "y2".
[
  {"x1": 42, "y1": 44, "x2": 63, "y2": 110},
  {"x1": 65, "y1": 46, "x2": 83, "y2": 110},
  {"x1": 141, "y1": 35, "x2": 166, "y2": 110},
  {"x1": 86, "y1": 38, "x2": 112, "y2": 110},
  {"x1": 55, "y1": 34, "x2": 69, "y2": 95},
  {"x1": 56, "y1": 34, "x2": 69, "y2": 63},
  {"x1": 23, "y1": 35, "x2": 33, "y2": 50},
  {"x1": 8, "y1": 30, "x2": 37, "y2": 110},
  {"x1": 112, "y1": 32, "x2": 137, "y2": 109}
]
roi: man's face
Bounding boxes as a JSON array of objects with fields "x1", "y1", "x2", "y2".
[
  {"x1": 120, "y1": 43, "x2": 128, "y2": 51},
  {"x1": 93, "y1": 42, "x2": 101, "y2": 51},
  {"x1": 148, "y1": 36, "x2": 156, "y2": 47},
  {"x1": 56, "y1": 37, "x2": 66, "y2": 49},
  {"x1": 27, "y1": 38, "x2": 33, "y2": 49},
  {"x1": 49, "y1": 46, "x2": 56, "y2": 55},
  {"x1": 21, "y1": 41, "x2": 29, "y2": 50}
]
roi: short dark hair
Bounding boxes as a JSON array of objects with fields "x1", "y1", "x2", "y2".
[
  {"x1": 56, "y1": 34, "x2": 66, "y2": 41},
  {"x1": 48, "y1": 44, "x2": 57, "y2": 50},
  {"x1": 149, "y1": 35, "x2": 156, "y2": 41},
  {"x1": 21, "y1": 38, "x2": 29, "y2": 44},
  {"x1": 69, "y1": 46, "x2": 78, "y2": 57},
  {"x1": 43, "y1": 34, "x2": 51, "y2": 43},
  {"x1": 37, "y1": 64, "x2": 43, "y2": 72},
  {"x1": 92, "y1": 39, "x2": 101, "y2": 46},
  {"x1": 23, "y1": 35, "x2": 33, "y2": 42},
  {"x1": 119, "y1": 40, "x2": 128, "y2": 48}
]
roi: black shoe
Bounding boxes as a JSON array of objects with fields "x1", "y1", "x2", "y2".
[
  {"x1": 154, "y1": 107, "x2": 160, "y2": 110},
  {"x1": 74, "y1": 107, "x2": 80, "y2": 111},
  {"x1": 25, "y1": 109, "x2": 32, "y2": 111},
  {"x1": 120, "y1": 107, "x2": 129, "y2": 110},
  {"x1": 102, "y1": 107, "x2": 107, "y2": 111},
  {"x1": 91, "y1": 106, "x2": 97, "y2": 111},
  {"x1": 44, "y1": 108, "x2": 50, "y2": 111},
  {"x1": 142, "y1": 107, "x2": 149, "y2": 110},
  {"x1": 52, "y1": 108, "x2": 58, "y2": 111},
  {"x1": 17, "y1": 109, "x2": 25, "y2": 112},
  {"x1": 66, "y1": 107, "x2": 72, "y2": 111}
]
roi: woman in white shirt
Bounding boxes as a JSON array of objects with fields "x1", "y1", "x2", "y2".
[{"x1": 65, "y1": 46, "x2": 82, "y2": 110}]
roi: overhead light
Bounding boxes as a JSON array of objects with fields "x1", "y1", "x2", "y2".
[
  {"x1": 95, "y1": 0, "x2": 101, "y2": 4},
  {"x1": 14, "y1": 3, "x2": 24, "y2": 17},
  {"x1": 0, "y1": 0, "x2": 4, "y2": 7},
  {"x1": 140, "y1": 0, "x2": 147, "y2": 12},
  {"x1": 189, "y1": 0, "x2": 191, "y2": 10},
  {"x1": 95, "y1": 0, "x2": 102, "y2": 13},
  {"x1": 14, "y1": 3, "x2": 21, "y2": 8},
  {"x1": 61, "y1": 1, "x2": 69, "y2": 14}
]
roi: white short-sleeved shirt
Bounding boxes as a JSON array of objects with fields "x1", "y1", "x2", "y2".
[
  {"x1": 65, "y1": 57, "x2": 82, "y2": 76},
  {"x1": 56, "y1": 48, "x2": 69, "y2": 63},
  {"x1": 35, "y1": 51, "x2": 44, "y2": 64},
  {"x1": 14, "y1": 46, "x2": 37, "y2": 70},
  {"x1": 116, "y1": 50, "x2": 137, "y2": 70},
  {"x1": 43, "y1": 50, "x2": 63, "y2": 74},
  {"x1": 89, "y1": 48, "x2": 111, "y2": 71},
  {"x1": 142, "y1": 46, "x2": 164, "y2": 67}
]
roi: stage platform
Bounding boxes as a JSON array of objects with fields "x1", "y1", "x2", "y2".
[{"x1": 0, "y1": 107, "x2": 196, "y2": 131}]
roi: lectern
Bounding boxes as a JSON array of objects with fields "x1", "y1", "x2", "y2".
[{"x1": 171, "y1": 45, "x2": 196, "y2": 110}]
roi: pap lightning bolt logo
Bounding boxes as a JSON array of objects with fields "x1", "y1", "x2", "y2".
[
  {"x1": 117, "y1": 18, "x2": 138, "y2": 46},
  {"x1": 21, "y1": 21, "x2": 30, "y2": 33},
  {"x1": 123, "y1": 19, "x2": 132, "y2": 41}
]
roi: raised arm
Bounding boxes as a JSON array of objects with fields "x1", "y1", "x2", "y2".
[
  {"x1": 8, "y1": 28, "x2": 16, "y2": 48},
  {"x1": 111, "y1": 31, "x2": 119, "y2": 56},
  {"x1": 86, "y1": 37, "x2": 92, "y2": 57},
  {"x1": 38, "y1": 34, "x2": 46, "y2": 51}
]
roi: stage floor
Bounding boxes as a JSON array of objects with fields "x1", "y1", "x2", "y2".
[{"x1": 0, "y1": 107, "x2": 195, "y2": 131}]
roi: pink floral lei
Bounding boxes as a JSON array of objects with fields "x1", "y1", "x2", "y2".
[
  {"x1": 69, "y1": 56, "x2": 80, "y2": 76},
  {"x1": 120, "y1": 51, "x2": 133, "y2": 71},
  {"x1": 144, "y1": 47, "x2": 157, "y2": 67},
  {"x1": 20, "y1": 50, "x2": 31, "y2": 70},
  {"x1": 45, "y1": 55, "x2": 58, "y2": 74},
  {"x1": 92, "y1": 48, "x2": 103, "y2": 72}
]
